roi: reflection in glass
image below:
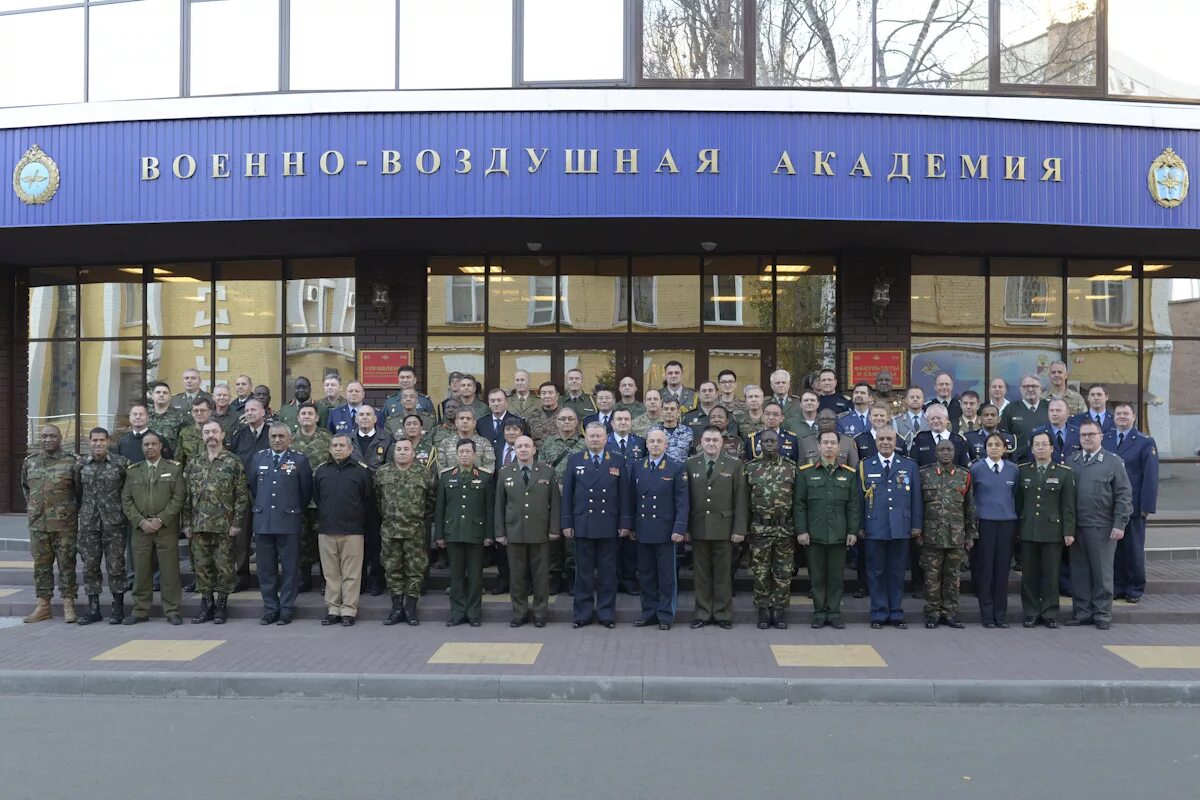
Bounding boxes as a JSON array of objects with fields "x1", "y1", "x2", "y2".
[
  {"x1": 560, "y1": 257, "x2": 627, "y2": 332},
  {"x1": 0, "y1": 8, "x2": 84, "y2": 107},
  {"x1": 1067, "y1": 260, "x2": 1136, "y2": 336},
  {"x1": 190, "y1": 0, "x2": 280, "y2": 96},
  {"x1": 642, "y1": 0, "x2": 745, "y2": 80},
  {"x1": 28, "y1": 270, "x2": 77, "y2": 340},
  {"x1": 756, "y1": 0, "x2": 870, "y2": 87},
  {"x1": 290, "y1": 0, "x2": 395, "y2": 90},
  {"x1": 566, "y1": 350, "x2": 618, "y2": 393},
  {"x1": 428, "y1": 258, "x2": 488, "y2": 334},
  {"x1": 80, "y1": 340, "x2": 143, "y2": 436},
  {"x1": 147, "y1": 338, "x2": 206, "y2": 397},
  {"x1": 498, "y1": 348, "x2": 551, "y2": 393},
  {"x1": 216, "y1": 261, "x2": 283, "y2": 336},
  {"x1": 286, "y1": 337, "x2": 355, "y2": 391},
  {"x1": 398, "y1": 0, "x2": 513, "y2": 88},
  {"x1": 80, "y1": 267, "x2": 144, "y2": 339},
  {"x1": 999, "y1": 0, "x2": 1097, "y2": 86},
  {"x1": 989, "y1": 258, "x2": 1063, "y2": 335},
  {"x1": 1109, "y1": 1, "x2": 1200, "y2": 99},
  {"x1": 147, "y1": 263, "x2": 211, "y2": 338},
  {"x1": 709, "y1": 348, "x2": 762, "y2": 390},
  {"x1": 1153, "y1": 464, "x2": 1200, "y2": 514},
  {"x1": 777, "y1": 337, "x2": 836, "y2": 391},
  {"x1": 988, "y1": 340, "x2": 1061, "y2": 401},
  {"x1": 215, "y1": 338, "x2": 282, "y2": 402},
  {"x1": 876, "y1": 0, "x2": 989, "y2": 90},
  {"x1": 1143, "y1": 262, "x2": 1200, "y2": 337},
  {"x1": 703, "y1": 256, "x2": 771, "y2": 332},
  {"x1": 911, "y1": 257, "x2": 985, "y2": 335},
  {"x1": 427, "y1": 336, "x2": 485, "y2": 406},
  {"x1": 523, "y1": 0, "x2": 624, "y2": 82},
  {"x1": 1144, "y1": 339, "x2": 1200, "y2": 459},
  {"x1": 286, "y1": 260, "x2": 355, "y2": 336},
  {"x1": 631, "y1": 258, "x2": 699, "y2": 332},
  {"x1": 489, "y1": 258, "x2": 556, "y2": 332},
  {"x1": 1067, "y1": 337, "x2": 1137, "y2": 407},
  {"x1": 28, "y1": 341, "x2": 77, "y2": 446},
  {"x1": 774, "y1": 258, "x2": 836, "y2": 334},
  {"x1": 642, "y1": 349, "x2": 694, "y2": 395},
  {"x1": 89, "y1": 0, "x2": 180, "y2": 101},
  {"x1": 911, "y1": 337, "x2": 986, "y2": 399}
]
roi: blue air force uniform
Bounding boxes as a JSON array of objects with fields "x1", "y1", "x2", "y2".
[
  {"x1": 326, "y1": 404, "x2": 362, "y2": 435},
  {"x1": 1105, "y1": 428, "x2": 1159, "y2": 600},
  {"x1": 247, "y1": 449, "x2": 314, "y2": 617},
  {"x1": 560, "y1": 449, "x2": 632, "y2": 625},
  {"x1": 604, "y1": 432, "x2": 646, "y2": 592},
  {"x1": 854, "y1": 430, "x2": 908, "y2": 462},
  {"x1": 963, "y1": 429, "x2": 1017, "y2": 463},
  {"x1": 837, "y1": 410, "x2": 873, "y2": 438},
  {"x1": 1020, "y1": 423, "x2": 1081, "y2": 464},
  {"x1": 1070, "y1": 410, "x2": 1116, "y2": 434},
  {"x1": 858, "y1": 454, "x2": 923, "y2": 624},
  {"x1": 630, "y1": 456, "x2": 690, "y2": 626}
]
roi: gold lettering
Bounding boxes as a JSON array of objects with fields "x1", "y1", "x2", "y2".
[
  {"x1": 813, "y1": 150, "x2": 836, "y2": 176},
  {"x1": 564, "y1": 148, "x2": 599, "y2": 174},
  {"x1": 416, "y1": 149, "x2": 441, "y2": 174},
  {"x1": 1041, "y1": 157, "x2": 1063, "y2": 182},
  {"x1": 455, "y1": 148, "x2": 472, "y2": 175},
  {"x1": 282, "y1": 151, "x2": 306, "y2": 177},
  {"x1": 381, "y1": 150, "x2": 402, "y2": 175},
  {"x1": 773, "y1": 151, "x2": 796, "y2": 175},
  {"x1": 886, "y1": 153, "x2": 911, "y2": 183},
  {"x1": 925, "y1": 153, "x2": 945, "y2": 179},
  {"x1": 655, "y1": 149, "x2": 679, "y2": 174},
  {"x1": 140, "y1": 156, "x2": 160, "y2": 182},
  {"x1": 244, "y1": 152, "x2": 268, "y2": 178},
  {"x1": 696, "y1": 148, "x2": 719, "y2": 174},
  {"x1": 1004, "y1": 155, "x2": 1026, "y2": 181},
  {"x1": 485, "y1": 148, "x2": 510, "y2": 176},
  {"x1": 320, "y1": 150, "x2": 344, "y2": 176},
  {"x1": 614, "y1": 148, "x2": 639, "y2": 174},
  {"x1": 960, "y1": 154, "x2": 988, "y2": 180},
  {"x1": 171, "y1": 154, "x2": 196, "y2": 180},
  {"x1": 525, "y1": 147, "x2": 548, "y2": 174},
  {"x1": 210, "y1": 154, "x2": 230, "y2": 179},
  {"x1": 849, "y1": 153, "x2": 872, "y2": 178}
]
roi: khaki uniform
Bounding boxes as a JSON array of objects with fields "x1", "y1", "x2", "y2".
[
  {"x1": 494, "y1": 461, "x2": 560, "y2": 621},
  {"x1": 685, "y1": 454, "x2": 747, "y2": 624},
  {"x1": 121, "y1": 459, "x2": 186, "y2": 618},
  {"x1": 434, "y1": 467, "x2": 495, "y2": 624}
]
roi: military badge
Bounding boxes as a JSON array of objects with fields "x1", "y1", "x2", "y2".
[
  {"x1": 1148, "y1": 147, "x2": 1188, "y2": 208},
  {"x1": 13, "y1": 145, "x2": 60, "y2": 205}
]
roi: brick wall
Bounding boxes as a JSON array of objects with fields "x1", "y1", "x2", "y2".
[
  {"x1": 355, "y1": 253, "x2": 426, "y2": 409},
  {"x1": 839, "y1": 252, "x2": 911, "y2": 382}
]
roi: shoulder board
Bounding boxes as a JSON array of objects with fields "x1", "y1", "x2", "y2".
[
  {"x1": 356, "y1": 461, "x2": 370, "y2": 469},
  {"x1": 798, "y1": 463, "x2": 815, "y2": 471},
  {"x1": 839, "y1": 464, "x2": 856, "y2": 472},
  {"x1": 1057, "y1": 464, "x2": 1072, "y2": 470},
  {"x1": 164, "y1": 458, "x2": 180, "y2": 466}
]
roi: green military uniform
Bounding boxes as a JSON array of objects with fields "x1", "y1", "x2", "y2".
[
  {"x1": 182, "y1": 451, "x2": 249, "y2": 599},
  {"x1": 1047, "y1": 388, "x2": 1086, "y2": 416},
  {"x1": 507, "y1": 391, "x2": 540, "y2": 420},
  {"x1": 538, "y1": 433, "x2": 586, "y2": 586},
  {"x1": 23, "y1": 449, "x2": 80, "y2": 603},
  {"x1": 917, "y1": 464, "x2": 977, "y2": 622},
  {"x1": 175, "y1": 423, "x2": 205, "y2": 469},
  {"x1": 525, "y1": 407, "x2": 560, "y2": 447},
  {"x1": 211, "y1": 407, "x2": 240, "y2": 439},
  {"x1": 314, "y1": 395, "x2": 343, "y2": 429},
  {"x1": 745, "y1": 454, "x2": 798, "y2": 614},
  {"x1": 630, "y1": 412, "x2": 665, "y2": 439},
  {"x1": 794, "y1": 460, "x2": 862, "y2": 626},
  {"x1": 1016, "y1": 461, "x2": 1077, "y2": 623},
  {"x1": 148, "y1": 405, "x2": 190, "y2": 456},
  {"x1": 737, "y1": 413, "x2": 766, "y2": 441},
  {"x1": 685, "y1": 454, "x2": 747, "y2": 625},
  {"x1": 615, "y1": 400, "x2": 645, "y2": 418},
  {"x1": 169, "y1": 390, "x2": 212, "y2": 414},
  {"x1": 457, "y1": 397, "x2": 489, "y2": 421},
  {"x1": 375, "y1": 463, "x2": 437, "y2": 607},
  {"x1": 789, "y1": 418, "x2": 820, "y2": 439},
  {"x1": 436, "y1": 432, "x2": 495, "y2": 475},
  {"x1": 562, "y1": 392, "x2": 597, "y2": 420},
  {"x1": 74, "y1": 453, "x2": 129, "y2": 600},
  {"x1": 494, "y1": 460, "x2": 560, "y2": 622},
  {"x1": 433, "y1": 466, "x2": 495, "y2": 625},
  {"x1": 384, "y1": 409, "x2": 434, "y2": 438},
  {"x1": 292, "y1": 427, "x2": 333, "y2": 582},
  {"x1": 274, "y1": 401, "x2": 303, "y2": 433},
  {"x1": 426, "y1": 422, "x2": 460, "y2": 452},
  {"x1": 719, "y1": 433, "x2": 745, "y2": 461},
  {"x1": 121, "y1": 458, "x2": 186, "y2": 620}
]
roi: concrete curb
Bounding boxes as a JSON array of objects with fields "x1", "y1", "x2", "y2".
[{"x1": 0, "y1": 670, "x2": 1198, "y2": 706}]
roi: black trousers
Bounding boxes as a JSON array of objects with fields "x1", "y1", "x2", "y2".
[
  {"x1": 1019, "y1": 539, "x2": 1062, "y2": 621},
  {"x1": 976, "y1": 519, "x2": 1016, "y2": 625},
  {"x1": 574, "y1": 537, "x2": 618, "y2": 624},
  {"x1": 255, "y1": 533, "x2": 300, "y2": 615}
]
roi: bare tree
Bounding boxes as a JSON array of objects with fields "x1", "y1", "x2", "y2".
[{"x1": 643, "y1": 0, "x2": 745, "y2": 79}]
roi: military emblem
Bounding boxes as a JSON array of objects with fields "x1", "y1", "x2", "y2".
[
  {"x1": 12, "y1": 145, "x2": 60, "y2": 205},
  {"x1": 1148, "y1": 147, "x2": 1188, "y2": 208}
]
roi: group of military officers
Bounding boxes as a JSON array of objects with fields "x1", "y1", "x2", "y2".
[{"x1": 22, "y1": 358, "x2": 1156, "y2": 631}]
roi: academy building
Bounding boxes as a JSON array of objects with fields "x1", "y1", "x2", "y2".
[{"x1": 1, "y1": 1, "x2": 1198, "y2": 513}]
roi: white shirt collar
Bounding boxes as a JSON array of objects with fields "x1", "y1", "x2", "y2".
[
  {"x1": 985, "y1": 457, "x2": 1003, "y2": 470},
  {"x1": 358, "y1": 428, "x2": 377, "y2": 437}
]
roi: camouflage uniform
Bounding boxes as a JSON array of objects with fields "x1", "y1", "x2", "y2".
[
  {"x1": 426, "y1": 423, "x2": 459, "y2": 452},
  {"x1": 654, "y1": 424, "x2": 694, "y2": 462},
  {"x1": 175, "y1": 424, "x2": 205, "y2": 469},
  {"x1": 878, "y1": 391, "x2": 907, "y2": 420},
  {"x1": 745, "y1": 455, "x2": 798, "y2": 610},
  {"x1": 384, "y1": 410, "x2": 434, "y2": 438},
  {"x1": 1047, "y1": 388, "x2": 1086, "y2": 416},
  {"x1": 538, "y1": 433, "x2": 586, "y2": 581},
  {"x1": 23, "y1": 450, "x2": 80, "y2": 600},
  {"x1": 436, "y1": 432, "x2": 495, "y2": 475},
  {"x1": 74, "y1": 453, "x2": 129, "y2": 595},
  {"x1": 525, "y1": 407, "x2": 560, "y2": 447},
  {"x1": 720, "y1": 433, "x2": 745, "y2": 461},
  {"x1": 737, "y1": 413, "x2": 766, "y2": 441},
  {"x1": 291, "y1": 427, "x2": 333, "y2": 578},
  {"x1": 918, "y1": 464, "x2": 977, "y2": 619},
  {"x1": 148, "y1": 405, "x2": 190, "y2": 456},
  {"x1": 374, "y1": 464, "x2": 437, "y2": 598},
  {"x1": 630, "y1": 412, "x2": 666, "y2": 439},
  {"x1": 182, "y1": 451, "x2": 250, "y2": 596}
]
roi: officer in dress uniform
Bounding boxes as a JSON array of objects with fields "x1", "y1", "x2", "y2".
[
  {"x1": 685, "y1": 427, "x2": 748, "y2": 629},
  {"x1": 560, "y1": 422, "x2": 632, "y2": 628},
  {"x1": 794, "y1": 431, "x2": 861, "y2": 629},
  {"x1": 495, "y1": 435, "x2": 560, "y2": 628},
  {"x1": 858, "y1": 426, "x2": 923, "y2": 629},
  {"x1": 1021, "y1": 399, "x2": 1081, "y2": 464},
  {"x1": 964, "y1": 404, "x2": 1017, "y2": 463},
  {"x1": 1105, "y1": 403, "x2": 1159, "y2": 604},
  {"x1": 606, "y1": 409, "x2": 645, "y2": 595},
  {"x1": 629, "y1": 429, "x2": 689, "y2": 630},
  {"x1": 745, "y1": 402, "x2": 800, "y2": 463},
  {"x1": 434, "y1": 440, "x2": 495, "y2": 627},
  {"x1": 1016, "y1": 431, "x2": 1076, "y2": 628}
]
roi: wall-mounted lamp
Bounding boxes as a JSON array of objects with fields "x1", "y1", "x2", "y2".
[
  {"x1": 371, "y1": 280, "x2": 396, "y2": 323},
  {"x1": 872, "y1": 276, "x2": 891, "y2": 324},
  {"x1": 700, "y1": 241, "x2": 717, "y2": 253}
]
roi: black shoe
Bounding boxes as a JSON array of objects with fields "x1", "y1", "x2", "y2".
[
  {"x1": 297, "y1": 576, "x2": 313, "y2": 594},
  {"x1": 404, "y1": 596, "x2": 419, "y2": 626},
  {"x1": 276, "y1": 615, "x2": 292, "y2": 626},
  {"x1": 445, "y1": 618, "x2": 465, "y2": 627},
  {"x1": 1064, "y1": 618, "x2": 1093, "y2": 627},
  {"x1": 108, "y1": 594, "x2": 125, "y2": 625},
  {"x1": 368, "y1": 578, "x2": 383, "y2": 597},
  {"x1": 468, "y1": 620, "x2": 481, "y2": 627},
  {"x1": 491, "y1": 581, "x2": 509, "y2": 596},
  {"x1": 829, "y1": 620, "x2": 845, "y2": 630},
  {"x1": 78, "y1": 595, "x2": 103, "y2": 626},
  {"x1": 601, "y1": 620, "x2": 616, "y2": 629},
  {"x1": 321, "y1": 614, "x2": 342, "y2": 626},
  {"x1": 774, "y1": 610, "x2": 787, "y2": 630},
  {"x1": 1114, "y1": 592, "x2": 1127, "y2": 600},
  {"x1": 260, "y1": 611, "x2": 279, "y2": 625},
  {"x1": 152, "y1": 582, "x2": 161, "y2": 592},
  {"x1": 1125, "y1": 595, "x2": 1141, "y2": 604},
  {"x1": 983, "y1": 622, "x2": 996, "y2": 629},
  {"x1": 533, "y1": 618, "x2": 546, "y2": 628},
  {"x1": 925, "y1": 617, "x2": 939, "y2": 629},
  {"x1": 658, "y1": 623, "x2": 671, "y2": 631},
  {"x1": 1013, "y1": 564, "x2": 1022, "y2": 573},
  {"x1": 717, "y1": 620, "x2": 733, "y2": 629},
  {"x1": 122, "y1": 615, "x2": 147, "y2": 626},
  {"x1": 1023, "y1": 618, "x2": 1037, "y2": 628},
  {"x1": 811, "y1": 619, "x2": 824, "y2": 629},
  {"x1": 633, "y1": 618, "x2": 650, "y2": 628},
  {"x1": 510, "y1": 616, "x2": 529, "y2": 628},
  {"x1": 870, "y1": 621, "x2": 884, "y2": 630},
  {"x1": 341, "y1": 617, "x2": 355, "y2": 627},
  {"x1": 996, "y1": 621, "x2": 1009, "y2": 629},
  {"x1": 212, "y1": 595, "x2": 228, "y2": 625},
  {"x1": 1043, "y1": 618, "x2": 1058, "y2": 629},
  {"x1": 572, "y1": 620, "x2": 591, "y2": 629},
  {"x1": 757, "y1": 609, "x2": 770, "y2": 630},
  {"x1": 383, "y1": 595, "x2": 406, "y2": 626},
  {"x1": 690, "y1": 619, "x2": 707, "y2": 629},
  {"x1": 1096, "y1": 621, "x2": 1111, "y2": 630},
  {"x1": 944, "y1": 616, "x2": 964, "y2": 629},
  {"x1": 853, "y1": 588, "x2": 865, "y2": 599},
  {"x1": 891, "y1": 620, "x2": 907, "y2": 630},
  {"x1": 167, "y1": 614, "x2": 183, "y2": 626}
]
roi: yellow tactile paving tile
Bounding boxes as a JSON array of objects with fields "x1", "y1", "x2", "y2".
[
  {"x1": 428, "y1": 642, "x2": 543, "y2": 665},
  {"x1": 787, "y1": 596, "x2": 814, "y2": 606},
  {"x1": 0, "y1": 561, "x2": 33, "y2": 568},
  {"x1": 92, "y1": 640, "x2": 225, "y2": 662},
  {"x1": 1104, "y1": 646, "x2": 1200, "y2": 669},
  {"x1": 771, "y1": 644, "x2": 888, "y2": 668},
  {"x1": 0, "y1": 588, "x2": 20, "y2": 597},
  {"x1": 482, "y1": 593, "x2": 558, "y2": 604}
]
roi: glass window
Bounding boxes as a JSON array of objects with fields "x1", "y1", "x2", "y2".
[
  {"x1": 427, "y1": 336, "x2": 485, "y2": 404},
  {"x1": 0, "y1": 8, "x2": 84, "y2": 107},
  {"x1": 709, "y1": 347, "x2": 763, "y2": 391},
  {"x1": 756, "y1": 0, "x2": 870, "y2": 87},
  {"x1": 777, "y1": 336, "x2": 837, "y2": 390},
  {"x1": 988, "y1": 340, "x2": 1061, "y2": 400},
  {"x1": 89, "y1": 0, "x2": 180, "y2": 101},
  {"x1": 642, "y1": 0, "x2": 744, "y2": 80},
  {"x1": 999, "y1": 0, "x2": 1097, "y2": 87},
  {"x1": 147, "y1": 263, "x2": 211, "y2": 338},
  {"x1": 1067, "y1": 260, "x2": 1137, "y2": 336},
  {"x1": 286, "y1": 336, "x2": 355, "y2": 392},
  {"x1": 287, "y1": 258, "x2": 355, "y2": 337},
  {"x1": 1143, "y1": 261, "x2": 1200, "y2": 337},
  {"x1": 911, "y1": 337, "x2": 986, "y2": 400},
  {"x1": 703, "y1": 256, "x2": 771, "y2": 331},
  {"x1": 80, "y1": 266, "x2": 143, "y2": 339},
  {"x1": 1145, "y1": 339, "x2": 1200, "y2": 460},
  {"x1": 428, "y1": 258, "x2": 487, "y2": 333},
  {"x1": 28, "y1": 341, "x2": 77, "y2": 446},
  {"x1": 1068, "y1": 335, "x2": 1137, "y2": 406},
  {"x1": 147, "y1": 338, "x2": 207, "y2": 397},
  {"x1": 290, "y1": 0, "x2": 395, "y2": 90},
  {"x1": 523, "y1": 0, "x2": 624, "y2": 82},
  {"x1": 560, "y1": 256, "x2": 627, "y2": 332},
  {"x1": 489, "y1": 257, "x2": 556, "y2": 332},
  {"x1": 80, "y1": 340, "x2": 143, "y2": 436},
  {"x1": 190, "y1": 0, "x2": 280, "y2": 96},
  {"x1": 398, "y1": 0, "x2": 513, "y2": 89},
  {"x1": 641, "y1": 348, "x2": 694, "y2": 394},
  {"x1": 1109, "y1": 1, "x2": 1200, "y2": 99},
  {"x1": 775, "y1": 257, "x2": 836, "y2": 334},
  {"x1": 498, "y1": 346, "x2": 551, "y2": 393},
  {"x1": 631, "y1": 257, "x2": 699, "y2": 332},
  {"x1": 565, "y1": 349, "x2": 618, "y2": 392},
  {"x1": 989, "y1": 258, "x2": 1062, "y2": 334},
  {"x1": 216, "y1": 260, "x2": 283, "y2": 336},
  {"x1": 875, "y1": 0, "x2": 989, "y2": 90},
  {"x1": 216, "y1": 337, "x2": 282, "y2": 400},
  {"x1": 28, "y1": 269, "x2": 77, "y2": 340},
  {"x1": 911, "y1": 257, "x2": 984, "y2": 335}
]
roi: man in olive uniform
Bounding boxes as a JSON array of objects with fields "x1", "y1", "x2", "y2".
[
  {"x1": 685, "y1": 427, "x2": 747, "y2": 629},
  {"x1": 74, "y1": 427, "x2": 129, "y2": 625},
  {"x1": 211, "y1": 384, "x2": 239, "y2": 438},
  {"x1": 794, "y1": 431, "x2": 862, "y2": 629},
  {"x1": 275, "y1": 376, "x2": 314, "y2": 433},
  {"x1": 873, "y1": 370, "x2": 906, "y2": 419},
  {"x1": 562, "y1": 368, "x2": 598, "y2": 420},
  {"x1": 292, "y1": 403, "x2": 333, "y2": 592},
  {"x1": 508, "y1": 369, "x2": 540, "y2": 419},
  {"x1": 375, "y1": 439, "x2": 437, "y2": 626},
  {"x1": 434, "y1": 440, "x2": 495, "y2": 627},
  {"x1": 496, "y1": 435, "x2": 561, "y2": 627},
  {"x1": 917, "y1": 440, "x2": 977, "y2": 629},
  {"x1": 169, "y1": 368, "x2": 211, "y2": 413},
  {"x1": 384, "y1": 388, "x2": 435, "y2": 437},
  {"x1": 182, "y1": 420, "x2": 249, "y2": 625},
  {"x1": 436, "y1": 408, "x2": 495, "y2": 475},
  {"x1": 175, "y1": 397, "x2": 214, "y2": 470},
  {"x1": 121, "y1": 431, "x2": 186, "y2": 625},
  {"x1": 745, "y1": 429, "x2": 798, "y2": 630},
  {"x1": 382, "y1": 365, "x2": 435, "y2": 422},
  {"x1": 539, "y1": 407, "x2": 586, "y2": 594},
  {"x1": 22, "y1": 425, "x2": 79, "y2": 623},
  {"x1": 148, "y1": 381, "x2": 189, "y2": 457},
  {"x1": 1017, "y1": 431, "x2": 1077, "y2": 628},
  {"x1": 315, "y1": 373, "x2": 344, "y2": 430}
]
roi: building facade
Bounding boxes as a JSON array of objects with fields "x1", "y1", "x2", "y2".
[{"x1": 3, "y1": 0, "x2": 1199, "y2": 512}]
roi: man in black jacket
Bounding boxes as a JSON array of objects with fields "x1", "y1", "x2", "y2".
[
  {"x1": 228, "y1": 398, "x2": 270, "y2": 588},
  {"x1": 313, "y1": 433, "x2": 374, "y2": 626},
  {"x1": 350, "y1": 404, "x2": 392, "y2": 595}
]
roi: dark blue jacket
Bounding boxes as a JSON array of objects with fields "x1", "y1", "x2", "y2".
[
  {"x1": 326, "y1": 404, "x2": 363, "y2": 436},
  {"x1": 910, "y1": 430, "x2": 969, "y2": 468},
  {"x1": 1104, "y1": 428, "x2": 1159, "y2": 515},
  {"x1": 837, "y1": 410, "x2": 872, "y2": 438},
  {"x1": 970, "y1": 459, "x2": 1020, "y2": 521},
  {"x1": 582, "y1": 412, "x2": 616, "y2": 435},
  {"x1": 605, "y1": 433, "x2": 646, "y2": 464},
  {"x1": 746, "y1": 429, "x2": 801, "y2": 464},
  {"x1": 247, "y1": 449, "x2": 314, "y2": 536},
  {"x1": 963, "y1": 429, "x2": 1017, "y2": 463},
  {"x1": 629, "y1": 457, "x2": 690, "y2": 544},
  {"x1": 560, "y1": 449, "x2": 632, "y2": 539},
  {"x1": 1022, "y1": 422, "x2": 1081, "y2": 464},
  {"x1": 476, "y1": 411, "x2": 526, "y2": 447},
  {"x1": 858, "y1": 454, "x2": 923, "y2": 540},
  {"x1": 854, "y1": 430, "x2": 908, "y2": 462},
  {"x1": 1070, "y1": 410, "x2": 1117, "y2": 434}
]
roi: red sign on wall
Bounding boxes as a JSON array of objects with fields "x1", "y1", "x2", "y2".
[
  {"x1": 846, "y1": 349, "x2": 906, "y2": 388},
  {"x1": 358, "y1": 349, "x2": 413, "y2": 388}
]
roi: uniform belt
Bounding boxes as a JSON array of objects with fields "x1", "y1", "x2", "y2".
[{"x1": 753, "y1": 513, "x2": 785, "y2": 524}]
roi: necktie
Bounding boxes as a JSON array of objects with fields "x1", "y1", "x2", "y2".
[
  {"x1": 1056, "y1": 431, "x2": 1064, "y2": 452},
  {"x1": 1038, "y1": 464, "x2": 1046, "y2": 479},
  {"x1": 1095, "y1": 414, "x2": 1102, "y2": 426},
  {"x1": 521, "y1": 466, "x2": 529, "y2": 486},
  {"x1": 601, "y1": 415, "x2": 608, "y2": 427},
  {"x1": 1084, "y1": 453, "x2": 1092, "y2": 465},
  {"x1": 993, "y1": 463, "x2": 1000, "y2": 474},
  {"x1": 619, "y1": 439, "x2": 627, "y2": 456},
  {"x1": 706, "y1": 460, "x2": 714, "y2": 479},
  {"x1": 859, "y1": 414, "x2": 867, "y2": 430},
  {"x1": 911, "y1": 415, "x2": 919, "y2": 430},
  {"x1": 273, "y1": 452, "x2": 281, "y2": 468},
  {"x1": 882, "y1": 459, "x2": 891, "y2": 478},
  {"x1": 504, "y1": 447, "x2": 514, "y2": 465},
  {"x1": 1118, "y1": 432, "x2": 1125, "y2": 447},
  {"x1": 593, "y1": 455, "x2": 601, "y2": 468},
  {"x1": 494, "y1": 417, "x2": 502, "y2": 434},
  {"x1": 934, "y1": 433, "x2": 942, "y2": 445}
]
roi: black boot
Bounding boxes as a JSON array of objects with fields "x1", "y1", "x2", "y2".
[
  {"x1": 757, "y1": 608, "x2": 770, "y2": 630},
  {"x1": 191, "y1": 595, "x2": 214, "y2": 624},
  {"x1": 774, "y1": 608, "x2": 788, "y2": 630},
  {"x1": 383, "y1": 595, "x2": 405, "y2": 626},
  {"x1": 108, "y1": 593, "x2": 124, "y2": 625},
  {"x1": 212, "y1": 594, "x2": 228, "y2": 625},
  {"x1": 77, "y1": 594, "x2": 103, "y2": 625},
  {"x1": 404, "y1": 596, "x2": 419, "y2": 626}
]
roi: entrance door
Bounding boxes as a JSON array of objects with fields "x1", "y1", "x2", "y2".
[
  {"x1": 630, "y1": 335, "x2": 774, "y2": 398},
  {"x1": 488, "y1": 336, "x2": 629, "y2": 396}
]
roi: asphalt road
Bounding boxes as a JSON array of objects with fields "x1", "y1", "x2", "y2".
[{"x1": 2, "y1": 697, "x2": 1197, "y2": 799}]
